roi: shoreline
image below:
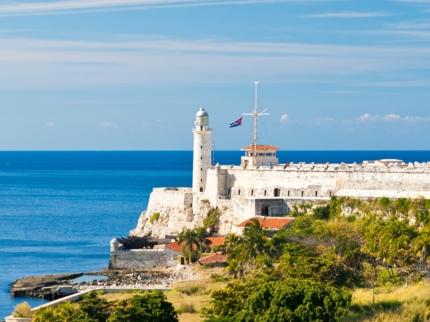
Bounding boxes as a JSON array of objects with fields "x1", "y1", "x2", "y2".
[{"x1": 10, "y1": 265, "x2": 197, "y2": 301}]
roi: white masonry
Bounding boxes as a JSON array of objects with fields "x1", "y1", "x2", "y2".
[{"x1": 192, "y1": 108, "x2": 212, "y2": 194}]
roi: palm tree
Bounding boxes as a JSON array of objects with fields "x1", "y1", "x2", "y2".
[
  {"x1": 239, "y1": 218, "x2": 271, "y2": 264},
  {"x1": 178, "y1": 229, "x2": 200, "y2": 264},
  {"x1": 56, "y1": 301, "x2": 81, "y2": 322},
  {"x1": 413, "y1": 229, "x2": 430, "y2": 272},
  {"x1": 32, "y1": 306, "x2": 60, "y2": 322},
  {"x1": 195, "y1": 227, "x2": 211, "y2": 258},
  {"x1": 223, "y1": 233, "x2": 242, "y2": 256}
]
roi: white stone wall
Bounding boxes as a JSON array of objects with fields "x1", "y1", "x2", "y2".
[
  {"x1": 129, "y1": 162, "x2": 430, "y2": 239},
  {"x1": 192, "y1": 130, "x2": 212, "y2": 194},
  {"x1": 215, "y1": 163, "x2": 430, "y2": 200},
  {"x1": 129, "y1": 188, "x2": 193, "y2": 239},
  {"x1": 109, "y1": 247, "x2": 179, "y2": 269}
]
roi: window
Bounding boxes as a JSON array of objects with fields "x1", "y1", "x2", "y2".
[
  {"x1": 201, "y1": 179, "x2": 203, "y2": 182},
  {"x1": 201, "y1": 168, "x2": 202, "y2": 171},
  {"x1": 238, "y1": 189, "x2": 241, "y2": 196},
  {"x1": 200, "y1": 187, "x2": 203, "y2": 192},
  {"x1": 264, "y1": 190, "x2": 267, "y2": 196},
  {"x1": 274, "y1": 188, "x2": 280, "y2": 197},
  {"x1": 251, "y1": 190, "x2": 254, "y2": 196},
  {"x1": 288, "y1": 191, "x2": 290, "y2": 197},
  {"x1": 301, "y1": 191, "x2": 304, "y2": 197},
  {"x1": 315, "y1": 191, "x2": 318, "y2": 197},
  {"x1": 262, "y1": 206, "x2": 269, "y2": 216},
  {"x1": 329, "y1": 191, "x2": 332, "y2": 197},
  {"x1": 201, "y1": 156, "x2": 202, "y2": 160},
  {"x1": 228, "y1": 189, "x2": 231, "y2": 195},
  {"x1": 201, "y1": 146, "x2": 202, "y2": 149}
]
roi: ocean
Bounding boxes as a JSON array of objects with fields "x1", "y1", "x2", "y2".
[{"x1": 1, "y1": 150, "x2": 430, "y2": 317}]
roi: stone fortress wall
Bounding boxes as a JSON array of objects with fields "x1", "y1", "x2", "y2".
[
  {"x1": 127, "y1": 107, "x2": 430, "y2": 240},
  {"x1": 129, "y1": 160, "x2": 430, "y2": 239}
]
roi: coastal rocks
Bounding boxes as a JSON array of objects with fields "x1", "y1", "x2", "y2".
[
  {"x1": 73, "y1": 265, "x2": 197, "y2": 292},
  {"x1": 10, "y1": 273, "x2": 83, "y2": 300}
]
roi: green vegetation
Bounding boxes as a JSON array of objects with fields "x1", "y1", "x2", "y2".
[
  {"x1": 31, "y1": 290, "x2": 178, "y2": 322},
  {"x1": 23, "y1": 196, "x2": 430, "y2": 322},
  {"x1": 201, "y1": 196, "x2": 430, "y2": 322},
  {"x1": 12, "y1": 301, "x2": 33, "y2": 318},
  {"x1": 150, "y1": 212, "x2": 161, "y2": 224},
  {"x1": 203, "y1": 207, "x2": 220, "y2": 233}
]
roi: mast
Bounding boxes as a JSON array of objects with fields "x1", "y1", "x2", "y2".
[
  {"x1": 253, "y1": 82, "x2": 258, "y2": 166},
  {"x1": 243, "y1": 82, "x2": 269, "y2": 166}
]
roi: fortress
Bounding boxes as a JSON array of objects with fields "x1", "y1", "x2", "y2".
[{"x1": 128, "y1": 106, "x2": 430, "y2": 240}]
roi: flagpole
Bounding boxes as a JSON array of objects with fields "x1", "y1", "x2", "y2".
[
  {"x1": 242, "y1": 82, "x2": 269, "y2": 166},
  {"x1": 253, "y1": 82, "x2": 259, "y2": 165}
]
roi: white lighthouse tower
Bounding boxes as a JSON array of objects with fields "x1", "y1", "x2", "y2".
[{"x1": 192, "y1": 108, "x2": 212, "y2": 194}]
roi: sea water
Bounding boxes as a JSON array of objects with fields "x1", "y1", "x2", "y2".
[{"x1": 1, "y1": 150, "x2": 430, "y2": 317}]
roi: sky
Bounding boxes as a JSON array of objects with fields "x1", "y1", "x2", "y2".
[{"x1": 0, "y1": 0, "x2": 430, "y2": 150}]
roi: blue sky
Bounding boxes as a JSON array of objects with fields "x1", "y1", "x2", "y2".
[{"x1": 0, "y1": 0, "x2": 430, "y2": 150}]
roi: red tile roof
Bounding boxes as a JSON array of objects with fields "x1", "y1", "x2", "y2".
[
  {"x1": 241, "y1": 145, "x2": 280, "y2": 151},
  {"x1": 198, "y1": 252, "x2": 227, "y2": 265},
  {"x1": 165, "y1": 236, "x2": 225, "y2": 253},
  {"x1": 237, "y1": 217, "x2": 295, "y2": 229}
]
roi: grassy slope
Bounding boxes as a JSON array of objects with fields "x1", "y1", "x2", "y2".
[
  {"x1": 344, "y1": 281, "x2": 430, "y2": 322},
  {"x1": 100, "y1": 265, "x2": 227, "y2": 322},
  {"x1": 100, "y1": 267, "x2": 430, "y2": 322}
]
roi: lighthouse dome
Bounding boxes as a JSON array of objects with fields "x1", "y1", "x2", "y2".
[
  {"x1": 196, "y1": 108, "x2": 208, "y2": 117},
  {"x1": 195, "y1": 108, "x2": 209, "y2": 126}
]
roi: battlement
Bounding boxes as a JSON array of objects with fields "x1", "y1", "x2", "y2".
[{"x1": 213, "y1": 160, "x2": 430, "y2": 173}]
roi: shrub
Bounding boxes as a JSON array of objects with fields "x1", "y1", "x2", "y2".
[
  {"x1": 379, "y1": 197, "x2": 390, "y2": 208},
  {"x1": 211, "y1": 273, "x2": 227, "y2": 283},
  {"x1": 12, "y1": 301, "x2": 32, "y2": 318},
  {"x1": 150, "y1": 212, "x2": 160, "y2": 224},
  {"x1": 313, "y1": 206, "x2": 330, "y2": 220},
  {"x1": 177, "y1": 303, "x2": 196, "y2": 314},
  {"x1": 201, "y1": 199, "x2": 210, "y2": 205}
]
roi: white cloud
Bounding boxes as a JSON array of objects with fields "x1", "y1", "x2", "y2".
[
  {"x1": 0, "y1": 0, "x2": 331, "y2": 17},
  {"x1": 357, "y1": 113, "x2": 430, "y2": 123},
  {"x1": 386, "y1": 22, "x2": 430, "y2": 29},
  {"x1": 45, "y1": 121, "x2": 55, "y2": 126},
  {"x1": 384, "y1": 114, "x2": 401, "y2": 121},
  {"x1": 305, "y1": 12, "x2": 393, "y2": 18},
  {"x1": 279, "y1": 114, "x2": 288, "y2": 122},
  {"x1": 358, "y1": 113, "x2": 370, "y2": 121},
  {"x1": 404, "y1": 116, "x2": 430, "y2": 122},
  {"x1": 1, "y1": 36, "x2": 430, "y2": 88},
  {"x1": 99, "y1": 121, "x2": 119, "y2": 129},
  {"x1": 309, "y1": 117, "x2": 336, "y2": 125}
]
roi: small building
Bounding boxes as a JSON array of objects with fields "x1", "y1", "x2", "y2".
[
  {"x1": 198, "y1": 252, "x2": 227, "y2": 266},
  {"x1": 241, "y1": 144, "x2": 280, "y2": 168},
  {"x1": 165, "y1": 236, "x2": 226, "y2": 253},
  {"x1": 235, "y1": 216, "x2": 295, "y2": 235}
]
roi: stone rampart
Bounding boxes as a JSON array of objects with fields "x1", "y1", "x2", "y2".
[
  {"x1": 109, "y1": 247, "x2": 179, "y2": 270},
  {"x1": 129, "y1": 188, "x2": 193, "y2": 238}
]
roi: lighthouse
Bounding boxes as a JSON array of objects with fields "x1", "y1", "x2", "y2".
[{"x1": 192, "y1": 108, "x2": 212, "y2": 194}]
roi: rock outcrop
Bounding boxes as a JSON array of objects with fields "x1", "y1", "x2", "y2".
[{"x1": 10, "y1": 273, "x2": 83, "y2": 300}]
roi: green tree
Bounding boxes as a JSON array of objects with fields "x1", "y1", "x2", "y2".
[
  {"x1": 32, "y1": 306, "x2": 61, "y2": 322},
  {"x1": 108, "y1": 291, "x2": 178, "y2": 322},
  {"x1": 178, "y1": 229, "x2": 199, "y2": 264},
  {"x1": 206, "y1": 279, "x2": 351, "y2": 322},
  {"x1": 196, "y1": 227, "x2": 211, "y2": 258},
  {"x1": 79, "y1": 291, "x2": 112, "y2": 322},
  {"x1": 204, "y1": 207, "x2": 220, "y2": 233}
]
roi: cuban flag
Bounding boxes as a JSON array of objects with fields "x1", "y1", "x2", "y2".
[{"x1": 229, "y1": 117, "x2": 242, "y2": 128}]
